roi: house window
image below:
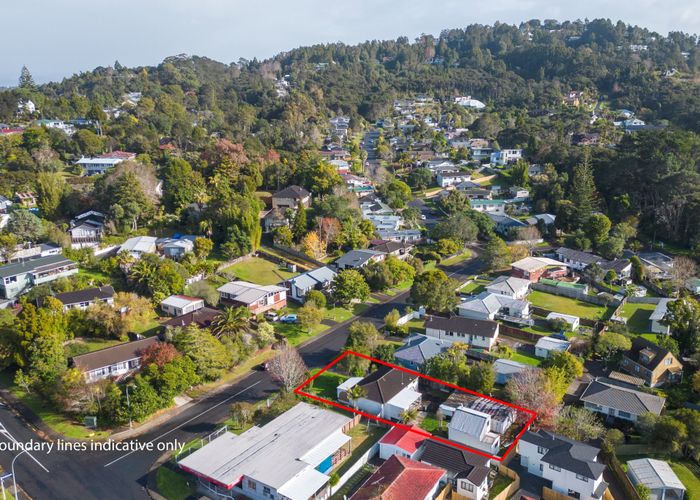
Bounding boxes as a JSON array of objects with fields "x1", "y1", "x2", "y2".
[
  {"x1": 576, "y1": 474, "x2": 589, "y2": 482},
  {"x1": 247, "y1": 480, "x2": 256, "y2": 491},
  {"x1": 539, "y1": 464, "x2": 544, "y2": 472},
  {"x1": 549, "y1": 464, "x2": 561, "y2": 472},
  {"x1": 537, "y1": 446, "x2": 547, "y2": 454},
  {"x1": 263, "y1": 486, "x2": 271, "y2": 496},
  {"x1": 665, "y1": 358, "x2": 672, "y2": 366},
  {"x1": 618, "y1": 411, "x2": 631, "y2": 419},
  {"x1": 460, "y1": 481, "x2": 474, "y2": 492},
  {"x1": 634, "y1": 366, "x2": 640, "y2": 373}
]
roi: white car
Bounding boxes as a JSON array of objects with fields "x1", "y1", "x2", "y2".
[
  {"x1": 265, "y1": 312, "x2": 280, "y2": 322},
  {"x1": 420, "y1": 214, "x2": 427, "y2": 220}
]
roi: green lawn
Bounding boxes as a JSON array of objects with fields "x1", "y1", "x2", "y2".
[
  {"x1": 617, "y1": 447, "x2": 700, "y2": 499},
  {"x1": 527, "y1": 290, "x2": 614, "y2": 320},
  {"x1": 671, "y1": 462, "x2": 700, "y2": 499},
  {"x1": 273, "y1": 321, "x2": 330, "y2": 346},
  {"x1": 74, "y1": 337, "x2": 125, "y2": 353},
  {"x1": 220, "y1": 257, "x2": 298, "y2": 285},
  {"x1": 620, "y1": 302, "x2": 656, "y2": 334},
  {"x1": 77, "y1": 268, "x2": 113, "y2": 285},
  {"x1": 156, "y1": 466, "x2": 196, "y2": 500},
  {"x1": 507, "y1": 352, "x2": 542, "y2": 366},
  {"x1": 441, "y1": 250, "x2": 473, "y2": 266},
  {"x1": 419, "y1": 414, "x2": 445, "y2": 433},
  {"x1": 489, "y1": 474, "x2": 515, "y2": 499},
  {"x1": 308, "y1": 370, "x2": 348, "y2": 399}
]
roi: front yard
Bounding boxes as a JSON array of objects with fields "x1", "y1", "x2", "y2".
[
  {"x1": 527, "y1": 290, "x2": 614, "y2": 320},
  {"x1": 220, "y1": 257, "x2": 298, "y2": 285}
]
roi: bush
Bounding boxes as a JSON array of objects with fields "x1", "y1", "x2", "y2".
[{"x1": 305, "y1": 290, "x2": 327, "y2": 309}]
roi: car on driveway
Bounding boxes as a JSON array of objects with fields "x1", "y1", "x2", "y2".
[
  {"x1": 280, "y1": 314, "x2": 298, "y2": 324},
  {"x1": 265, "y1": 312, "x2": 280, "y2": 322}
]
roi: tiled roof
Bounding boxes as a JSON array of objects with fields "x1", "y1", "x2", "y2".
[
  {"x1": 580, "y1": 377, "x2": 666, "y2": 415},
  {"x1": 273, "y1": 185, "x2": 310, "y2": 200},
  {"x1": 394, "y1": 335, "x2": 451, "y2": 366},
  {"x1": 51, "y1": 286, "x2": 114, "y2": 306},
  {"x1": 351, "y1": 455, "x2": 444, "y2": 500},
  {"x1": 625, "y1": 337, "x2": 680, "y2": 372},
  {"x1": 417, "y1": 440, "x2": 490, "y2": 485},
  {"x1": 379, "y1": 425, "x2": 426, "y2": 455},
  {"x1": 521, "y1": 430, "x2": 606, "y2": 480},
  {"x1": 424, "y1": 315, "x2": 499, "y2": 338},
  {"x1": 358, "y1": 366, "x2": 418, "y2": 404}
]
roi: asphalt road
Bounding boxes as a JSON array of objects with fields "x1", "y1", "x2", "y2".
[{"x1": 0, "y1": 252, "x2": 482, "y2": 499}]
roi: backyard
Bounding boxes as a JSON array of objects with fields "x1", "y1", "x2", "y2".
[
  {"x1": 220, "y1": 257, "x2": 298, "y2": 285},
  {"x1": 527, "y1": 290, "x2": 613, "y2": 320},
  {"x1": 619, "y1": 302, "x2": 656, "y2": 334},
  {"x1": 307, "y1": 369, "x2": 349, "y2": 399},
  {"x1": 617, "y1": 445, "x2": 700, "y2": 499}
]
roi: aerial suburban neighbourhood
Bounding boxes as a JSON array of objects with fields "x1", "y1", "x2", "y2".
[{"x1": 0, "y1": 5, "x2": 699, "y2": 500}]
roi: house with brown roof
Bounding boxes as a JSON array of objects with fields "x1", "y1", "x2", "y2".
[
  {"x1": 621, "y1": 337, "x2": 683, "y2": 387},
  {"x1": 415, "y1": 440, "x2": 491, "y2": 499},
  {"x1": 351, "y1": 455, "x2": 445, "y2": 500},
  {"x1": 271, "y1": 185, "x2": 311, "y2": 210},
  {"x1": 161, "y1": 307, "x2": 220, "y2": 330},
  {"x1": 70, "y1": 336, "x2": 159, "y2": 382}
]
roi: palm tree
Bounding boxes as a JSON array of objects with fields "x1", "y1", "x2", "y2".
[
  {"x1": 211, "y1": 306, "x2": 250, "y2": 340},
  {"x1": 400, "y1": 408, "x2": 418, "y2": 424},
  {"x1": 346, "y1": 384, "x2": 367, "y2": 410}
]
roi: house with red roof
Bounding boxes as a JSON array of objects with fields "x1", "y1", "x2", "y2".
[
  {"x1": 379, "y1": 425, "x2": 427, "y2": 460},
  {"x1": 350, "y1": 455, "x2": 445, "y2": 500}
]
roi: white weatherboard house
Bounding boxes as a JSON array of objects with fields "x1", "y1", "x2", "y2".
[
  {"x1": 416, "y1": 440, "x2": 491, "y2": 500},
  {"x1": 580, "y1": 377, "x2": 665, "y2": 422},
  {"x1": 160, "y1": 295, "x2": 205, "y2": 317},
  {"x1": 178, "y1": 402, "x2": 354, "y2": 500},
  {"x1": 120, "y1": 236, "x2": 157, "y2": 259},
  {"x1": 424, "y1": 315, "x2": 500, "y2": 350},
  {"x1": 286, "y1": 266, "x2": 337, "y2": 302},
  {"x1": 519, "y1": 430, "x2": 608, "y2": 500},
  {"x1": 448, "y1": 407, "x2": 500, "y2": 454},
  {"x1": 485, "y1": 275, "x2": 530, "y2": 299},
  {"x1": 535, "y1": 336, "x2": 571, "y2": 358},
  {"x1": 546, "y1": 312, "x2": 580, "y2": 331},
  {"x1": 337, "y1": 366, "x2": 421, "y2": 422},
  {"x1": 458, "y1": 292, "x2": 530, "y2": 323}
]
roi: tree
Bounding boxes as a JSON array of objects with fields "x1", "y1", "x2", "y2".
[
  {"x1": 298, "y1": 303, "x2": 324, "y2": 332},
  {"x1": 650, "y1": 416, "x2": 687, "y2": 454},
  {"x1": 542, "y1": 351, "x2": 583, "y2": 383},
  {"x1": 229, "y1": 401, "x2": 255, "y2": 429},
  {"x1": 601, "y1": 428, "x2": 625, "y2": 455},
  {"x1": 506, "y1": 367, "x2": 561, "y2": 428},
  {"x1": 305, "y1": 290, "x2": 327, "y2": 309},
  {"x1": 35, "y1": 172, "x2": 66, "y2": 219},
  {"x1": 273, "y1": 225, "x2": 293, "y2": 247},
  {"x1": 346, "y1": 384, "x2": 367, "y2": 409},
  {"x1": 410, "y1": 269, "x2": 459, "y2": 313},
  {"x1": 630, "y1": 255, "x2": 646, "y2": 283},
  {"x1": 292, "y1": 202, "x2": 307, "y2": 242},
  {"x1": 431, "y1": 213, "x2": 478, "y2": 243},
  {"x1": 408, "y1": 168, "x2": 433, "y2": 190},
  {"x1": 436, "y1": 238, "x2": 460, "y2": 256},
  {"x1": 635, "y1": 484, "x2": 651, "y2": 500},
  {"x1": 510, "y1": 160, "x2": 530, "y2": 188},
  {"x1": 400, "y1": 407, "x2": 418, "y2": 424},
  {"x1": 300, "y1": 231, "x2": 326, "y2": 259},
  {"x1": 482, "y1": 237, "x2": 511, "y2": 271},
  {"x1": 333, "y1": 270, "x2": 370, "y2": 306},
  {"x1": 665, "y1": 297, "x2": 700, "y2": 354},
  {"x1": 586, "y1": 213, "x2": 612, "y2": 248},
  {"x1": 342, "y1": 322, "x2": 381, "y2": 375},
  {"x1": 268, "y1": 345, "x2": 307, "y2": 392},
  {"x1": 384, "y1": 309, "x2": 401, "y2": 330},
  {"x1": 19, "y1": 66, "x2": 35, "y2": 89},
  {"x1": 7, "y1": 210, "x2": 44, "y2": 242},
  {"x1": 140, "y1": 342, "x2": 179, "y2": 368},
  {"x1": 570, "y1": 154, "x2": 598, "y2": 229},
  {"x1": 670, "y1": 257, "x2": 698, "y2": 294},
  {"x1": 467, "y1": 362, "x2": 496, "y2": 394},
  {"x1": 555, "y1": 406, "x2": 605, "y2": 441},
  {"x1": 0, "y1": 234, "x2": 18, "y2": 262},
  {"x1": 172, "y1": 325, "x2": 232, "y2": 380},
  {"x1": 655, "y1": 335, "x2": 680, "y2": 358},
  {"x1": 254, "y1": 321, "x2": 276, "y2": 348},
  {"x1": 378, "y1": 179, "x2": 413, "y2": 209},
  {"x1": 211, "y1": 306, "x2": 250, "y2": 340},
  {"x1": 161, "y1": 158, "x2": 206, "y2": 213},
  {"x1": 193, "y1": 237, "x2": 213, "y2": 259},
  {"x1": 596, "y1": 331, "x2": 632, "y2": 360}
]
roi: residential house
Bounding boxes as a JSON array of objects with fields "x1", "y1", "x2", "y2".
[
  {"x1": 0, "y1": 255, "x2": 78, "y2": 299},
  {"x1": 454, "y1": 96, "x2": 486, "y2": 109},
  {"x1": 626, "y1": 458, "x2": 686, "y2": 500},
  {"x1": 162, "y1": 307, "x2": 220, "y2": 330},
  {"x1": 271, "y1": 185, "x2": 311, "y2": 210},
  {"x1": 555, "y1": 247, "x2": 605, "y2": 271},
  {"x1": 580, "y1": 377, "x2": 666, "y2": 421},
  {"x1": 493, "y1": 359, "x2": 530, "y2": 385},
  {"x1": 424, "y1": 315, "x2": 500, "y2": 350},
  {"x1": 159, "y1": 237, "x2": 194, "y2": 260},
  {"x1": 394, "y1": 335, "x2": 453, "y2": 370},
  {"x1": 262, "y1": 208, "x2": 289, "y2": 233},
  {"x1": 68, "y1": 211, "x2": 107, "y2": 247},
  {"x1": 458, "y1": 292, "x2": 530, "y2": 323},
  {"x1": 621, "y1": 337, "x2": 683, "y2": 387},
  {"x1": 519, "y1": 430, "x2": 608, "y2": 500},
  {"x1": 70, "y1": 336, "x2": 160, "y2": 383},
  {"x1": 546, "y1": 312, "x2": 580, "y2": 331},
  {"x1": 335, "y1": 249, "x2": 386, "y2": 270},
  {"x1": 485, "y1": 276, "x2": 530, "y2": 299},
  {"x1": 415, "y1": 440, "x2": 491, "y2": 500},
  {"x1": 120, "y1": 236, "x2": 157, "y2": 259},
  {"x1": 378, "y1": 425, "x2": 427, "y2": 460},
  {"x1": 650, "y1": 299, "x2": 673, "y2": 334},
  {"x1": 351, "y1": 455, "x2": 445, "y2": 500},
  {"x1": 487, "y1": 213, "x2": 527, "y2": 236},
  {"x1": 286, "y1": 266, "x2": 337, "y2": 302},
  {"x1": 490, "y1": 149, "x2": 522, "y2": 166},
  {"x1": 336, "y1": 366, "x2": 421, "y2": 421},
  {"x1": 526, "y1": 213, "x2": 556, "y2": 227},
  {"x1": 470, "y1": 147, "x2": 494, "y2": 161},
  {"x1": 217, "y1": 281, "x2": 286, "y2": 314},
  {"x1": 0, "y1": 196, "x2": 12, "y2": 213},
  {"x1": 160, "y1": 295, "x2": 205, "y2": 317},
  {"x1": 4, "y1": 243, "x2": 61, "y2": 263},
  {"x1": 509, "y1": 186, "x2": 530, "y2": 199},
  {"x1": 440, "y1": 393, "x2": 516, "y2": 435},
  {"x1": 459, "y1": 187, "x2": 492, "y2": 200},
  {"x1": 15, "y1": 192, "x2": 37, "y2": 209},
  {"x1": 369, "y1": 240, "x2": 414, "y2": 260},
  {"x1": 436, "y1": 172, "x2": 472, "y2": 188},
  {"x1": 75, "y1": 153, "x2": 131, "y2": 176},
  {"x1": 448, "y1": 407, "x2": 501, "y2": 454},
  {"x1": 49, "y1": 286, "x2": 115, "y2": 311},
  {"x1": 470, "y1": 199, "x2": 505, "y2": 215},
  {"x1": 535, "y1": 336, "x2": 571, "y2": 358},
  {"x1": 599, "y1": 258, "x2": 633, "y2": 278},
  {"x1": 511, "y1": 257, "x2": 567, "y2": 282},
  {"x1": 377, "y1": 229, "x2": 422, "y2": 242},
  {"x1": 178, "y1": 402, "x2": 355, "y2": 500}
]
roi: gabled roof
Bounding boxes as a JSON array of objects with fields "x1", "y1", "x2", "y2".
[
  {"x1": 417, "y1": 440, "x2": 490, "y2": 485},
  {"x1": 486, "y1": 275, "x2": 531, "y2": 295},
  {"x1": 272, "y1": 185, "x2": 310, "y2": 200},
  {"x1": 161, "y1": 307, "x2": 220, "y2": 329},
  {"x1": 521, "y1": 430, "x2": 606, "y2": 480},
  {"x1": 424, "y1": 315, "x2": 499, "y2": 338},
  {"x1": 51, "y1": 286, "x2": 115, "y2": 306},
  {"x1": 351, "y1": 455, "x2": 444, "y2": 500},
  {"x1": 335, "y1": 249, "x2": 385, "y2": 268},
  {"x1": 511, "y1": 257, "x2": 563, "y2": 272},
  {"x1": 161, "y1": 295, "x2": 204, "y2": 309},
  {"x1": 580, "y1": 377, "x2": 666, "y2": 415},
  {"x1": 650, "y1": 298, "x2": 673, "y2": 321},
  {"x1": 370, "y1": 240, "x2": 414, "y2": 254},
  {"x1": 555, "y1": 247, "x2": 604, "y2": 266},
  {"x1": 71, "y1": 336, "x2": 159, "y2": 372},
  {"x1": 217, "y1": 281, "x2": 286, "y2": 304},
  {"x1": 0, "y1": 254, "x2": 76, "y2": 279},
  {"x1": 358, "y1": 366, "x2": 418, "y2": 404},
  {"x1": 288, "y1": 266, "x2": 337, "y2": 290},
  {"x1": 458, "y1": 292, "x2": 529, "y2": 316},
  {"x1": 379, "y1": 425, "x2": 427, "y2": 455},
  {"x1": 625, "y1": 337, "x2": 681, "y2": 371},
  {"x1": 627, "y1": 458, "x2": 686, "y2": 491},
  {"x1": 394, "y1": 335, "x2": 452, "y2": 366},
  {"x1": 449, "y1": 407, "x2": 490, "y2": 437}
]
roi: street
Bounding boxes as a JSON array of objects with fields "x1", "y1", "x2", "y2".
[{"x1": 0, "y1": 255, "x2": 483, "y2": 499}]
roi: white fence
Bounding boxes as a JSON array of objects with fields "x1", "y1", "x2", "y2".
[{"x1": 330, "y1": 442, "x2": 379, "y2": 495}]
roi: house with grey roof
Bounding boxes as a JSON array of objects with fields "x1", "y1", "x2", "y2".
[
  {"x1": 334, "y1": 249, "x2": 386, "y2": 270},
  {"x1": 485, "y1": 275, "x2": 531, "y2": 299},
  {"x1": 393, "y1": 335, "x2": 452, "y2": 370},
  {"x1": 424, "y1": 315, "x2": 500, "y2": 350},
  {"x1": 535, "y1": 336, "x2": 571, "y2": 358},
  {"x1": 271, "y1": 185, "x2": 311, "y2": 210},
  {"x1": 0, "y1": 255, "x2": 78, "y2": 299},
  {"x1": 286, "y1": 266, "x2": 337, "y2": 302},
  {"x1": 650, "y1": 299, "x2": 673, "y2": 334},
  {"x1": 519, "y1": 430, "x2": 608, "y2": 500},
  {"x1": 448, "y1": 407, "x2": 500, "y2": 454},
  {"x1": 493, "y1": 358, "x2": 531, "y2": 385},
  {"x1": 580, "y1": 377, "x2": 666, "y2": 422},
  {"x1": 217, "y1": 281, "x2": 287, "y2": 314},
  {"x1": 439, "y1": 392, "x2": 516, "y2": 434},
  {"x1": 555, "y1": 247, "x2": 605, "y2": 271},
  {"x1": 627, "y1": 458, "x2": 686, "y2": 500},
  {"x1": 458, "y1": 292, "x2": 530, "y2": 323}
]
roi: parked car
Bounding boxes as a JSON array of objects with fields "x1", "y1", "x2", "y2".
[
  {"x1": 280, "y1": 314, "x2": 298, "y2": 324},
  {"x1": 420, "y1": 214, "x2": 427, "y2": 220},
  {"x1": 265, "y1": 312, "x2": 280, "y2": 322}
]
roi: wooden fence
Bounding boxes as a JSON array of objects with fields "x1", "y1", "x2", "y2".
[
  {"x1": 605, "y1": 454, "x2": 641, "y2": 500},
  {"x1": 490, "y1": 464, "x2": 521, "y2": 500},
  {"x1": 499, "y1": 323, "x2": 543, "y2": 343}
]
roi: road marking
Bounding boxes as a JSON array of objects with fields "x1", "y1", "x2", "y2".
[
  {"x1": 0, "y1": 422, "x2": 50, "y2": 472},
  {"x1": 103, "y1": 379, "x2": 263, "y2": 468}
]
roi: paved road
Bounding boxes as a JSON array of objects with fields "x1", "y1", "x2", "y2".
[{"x1": 0, "y1": 255, "x2": 483, "y2": 500}]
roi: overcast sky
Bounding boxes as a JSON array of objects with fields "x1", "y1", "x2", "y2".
[{"x1": 2, "y1": 0, "x2": 699, "y2": 86}]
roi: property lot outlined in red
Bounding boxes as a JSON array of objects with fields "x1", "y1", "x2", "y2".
[{"x1": 294, "y1": 350, "x2": 537, "y2": 462}]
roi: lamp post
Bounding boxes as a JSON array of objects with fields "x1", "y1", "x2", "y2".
[
  {"x1": 126, "y1": 384, "x2": 135, "y2": 429},
  {"x1": 11, "y1": 448, "x2": 28, "y2": 499}
]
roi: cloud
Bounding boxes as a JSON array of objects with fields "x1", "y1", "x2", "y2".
[{"x1": 1, "y1": 0, "x2": 698, "y2": 85}]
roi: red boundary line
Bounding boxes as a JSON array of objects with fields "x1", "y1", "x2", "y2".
[{"x1": 294, "y1": 350, "x2": 537, "y2": 462}]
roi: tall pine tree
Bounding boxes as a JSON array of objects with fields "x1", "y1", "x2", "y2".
[
  {"x1": 292, "y1": 202, "x2": 307, "y2": 242},
  {"x1": 19, "y1": 65, "x2": 35, "y2": 89},
  {"x1": 570, "y1": 153, "x2": 598, "y2": 230}
]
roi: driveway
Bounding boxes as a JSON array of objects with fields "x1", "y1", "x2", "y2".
[{"x1": 508, "y1": 459, "x2": 552, "y2": 495}]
